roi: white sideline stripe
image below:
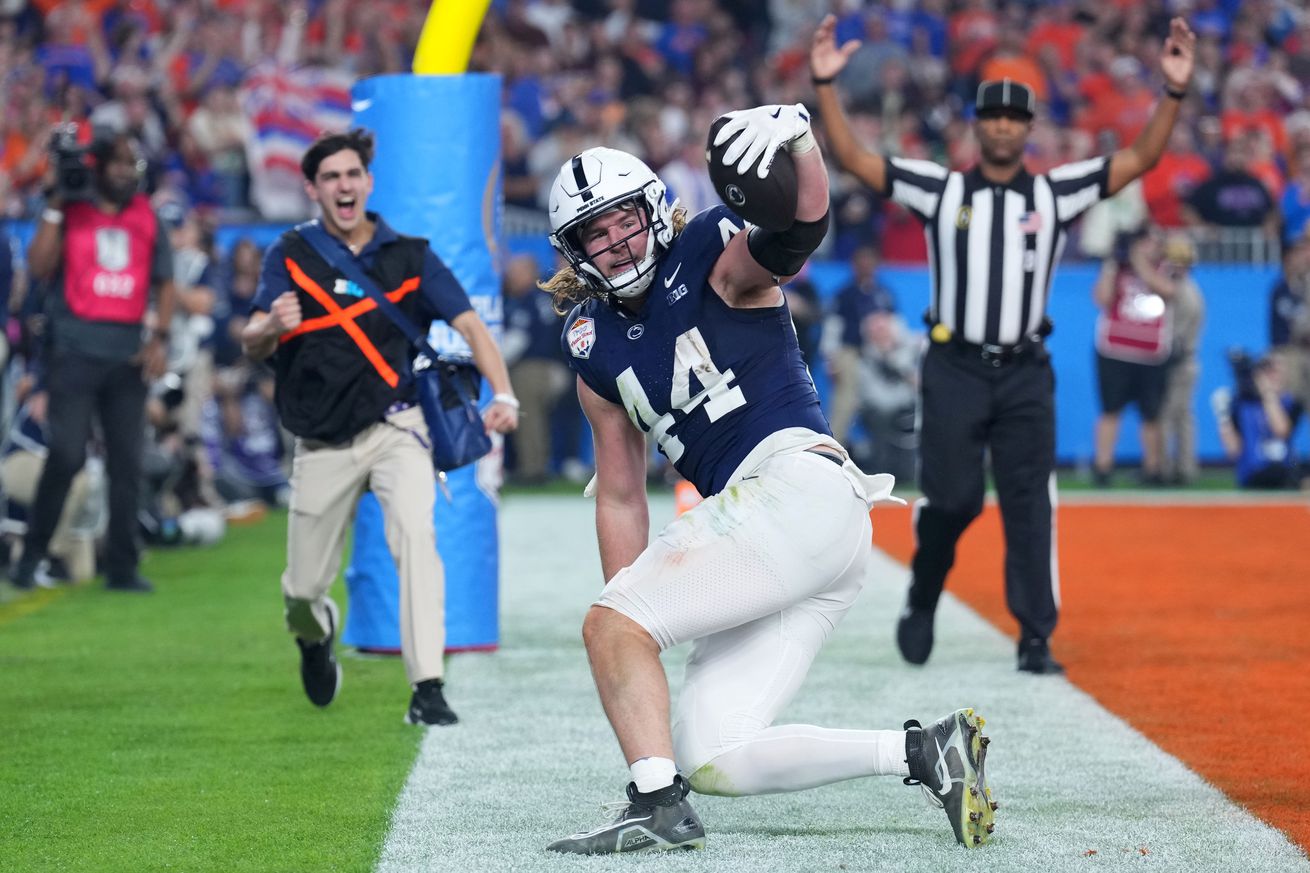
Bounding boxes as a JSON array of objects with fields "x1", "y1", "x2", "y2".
[{"x1": 377, "y1": 495, "x2": 1310, "y2": 873}]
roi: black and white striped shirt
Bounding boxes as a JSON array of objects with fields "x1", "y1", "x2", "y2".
[{"x1": 884, "y1": 156, "x2": 1110, "y2": 346}]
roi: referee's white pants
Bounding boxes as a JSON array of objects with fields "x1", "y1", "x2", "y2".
[{"x1": 598, "y1": 450, "x2": 908, "y2": 795}]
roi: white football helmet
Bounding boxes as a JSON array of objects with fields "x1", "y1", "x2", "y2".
[{"x1": 548, "y1": 147, "x2": 675, "y2": 299}]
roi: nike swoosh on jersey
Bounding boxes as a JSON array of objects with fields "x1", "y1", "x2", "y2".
[{"x1": 663, "y1": 264, "x2": 682, "y2": 288}]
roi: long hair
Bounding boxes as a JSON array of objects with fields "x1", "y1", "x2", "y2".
[{"x1": 541, "y1": 205, "x2": 690, "y2": 314}]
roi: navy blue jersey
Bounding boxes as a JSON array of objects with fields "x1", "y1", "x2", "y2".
[{"x1": 563, "y1": 206, "x2": 830, "y2": 496}]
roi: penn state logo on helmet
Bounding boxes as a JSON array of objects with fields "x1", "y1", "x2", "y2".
[{"x1": 548, "y1": 147, "x2": 676, "y2": 300}]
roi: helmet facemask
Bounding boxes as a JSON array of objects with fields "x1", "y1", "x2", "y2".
[
  {"x1": 548, "y1": 148, "x2": 675, "y2": 302},
  {"x1": 557, "y1": 195, "x2": 665, "y2": 299}
]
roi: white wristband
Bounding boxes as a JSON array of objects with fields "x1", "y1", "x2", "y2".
[
  {"x1": 42, "y1": 208, "x2": 64, "y2": 225},
  {"x1": 492, "y1": 393, "x2": 520, "y2": 410},
  {"x1": 788, "y1": 128, "x2": 817, "y2": 155}
]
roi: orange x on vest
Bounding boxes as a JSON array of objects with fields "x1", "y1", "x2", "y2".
[{"x1": 279, "y1": 258, "x2": 422, "y2": 388}]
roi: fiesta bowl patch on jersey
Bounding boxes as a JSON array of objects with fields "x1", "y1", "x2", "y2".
[{"x1": 568, "y1": 316, "x2": 596, "y2": 359}]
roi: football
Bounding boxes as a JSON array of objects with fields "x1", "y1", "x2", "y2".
[{"x1": 706, "y1": 116, "x2": 798, "y2": 232}]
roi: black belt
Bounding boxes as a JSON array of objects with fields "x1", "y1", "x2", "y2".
[
  {"x1": 943, "y1": 337, "x2": 1044, "y2": 367},
  {"x1": 806, "y1": 448, "x2": 845, "y2": 467},
  {"x1": 926, "y1": 314, "x2": 1051, "y2": 368}
]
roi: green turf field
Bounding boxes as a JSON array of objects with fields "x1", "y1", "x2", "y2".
[
  {"x1": 0, "y1": 516, "x2": 419, "y2": 873},
  {"x1": 3, "y1": 494, "x2": 1307, "y2": 873}
]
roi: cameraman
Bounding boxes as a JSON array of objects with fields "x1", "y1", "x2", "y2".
[
  {"x1": 1212, "y1": 353, "x2": 1305, "y2": 490},
  {"x1": 1091, "y1": 229, "x2": 1176, "y2": 486},
  {"x1": 9, "y1": 131, "x2": 175, "y2": 593}
]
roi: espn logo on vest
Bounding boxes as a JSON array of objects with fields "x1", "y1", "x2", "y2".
[{"x1": 333, "y1": 278, "x2": 366, "y2": 299}]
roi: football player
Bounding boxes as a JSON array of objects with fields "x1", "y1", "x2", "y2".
[{"x1": 541, "y1": 105, "x2": 996, "y2": 854}]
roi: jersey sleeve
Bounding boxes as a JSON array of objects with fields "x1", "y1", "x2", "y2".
[
  {"x1": 682, "y1": 205, "x2": 745, "y2": 255},
  {"x1": 884, "y1": 157, "x2": 951, "y2": 222},
  {"x1": 1046, "y1": 156, "x2": 1111, "y2": 225},
  {"x1": 560, "y1": 302, "x2": 620, "y2": 405},
  {"x1": 418, "y1": 246, "x2": 474, "y2": 324}
]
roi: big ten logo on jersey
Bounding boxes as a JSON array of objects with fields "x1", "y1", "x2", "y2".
[
  {"x1": 666, "y1": 216, "x2": 740, "y2": 307},
  {"x1": 92, "y1": 272, "x2": 135, "y2": 299},
  {"x1": 615, "y1": 326, "x2": 744, "y2": 462}
]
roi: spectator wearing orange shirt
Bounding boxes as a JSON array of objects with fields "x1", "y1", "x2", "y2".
[
  {"x1": 1221, "y1": 72, "x2": 1288, "y2": 159},
  {"x1": 948, "y1": 0, "x2": 999, "y2": 79},
  {"x1": 1025, "y1": 0, "x2": 1084, "y2": 72},
  {"x1": 1141, "y1": 126, "x2": 1212, "y2": 228},
  {"x1": 1078, "y1": 56, "x2": 1156, "y2": 148},
  {"x1": 978, "y1": 28, "x2": 1048, "y2": 103}
]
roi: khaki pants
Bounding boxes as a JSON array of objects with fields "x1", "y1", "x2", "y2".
[
  {"x1": 508, "y1": 358, "x2": 570, "y2": 479},
  {"x1": 1, "y1": 451, "x2": 97, "y2": 582},
  {"x1": 282, "y1": 406, "x2": 443, "y2": 684},
  {"x1": 1274, "y1": 346, "x2": 1310, "y2": 414},
  {"x1": 827, "y1": 346, "x2": 862, "y2": 445},
  {"x1": 1160, "y1": 358, "x2": 1199, "y2": 482}
]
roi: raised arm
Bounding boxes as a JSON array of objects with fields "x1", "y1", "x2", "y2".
[
  {"x1": 1107, "y1": 18, "x2": 1196, "y2": 196},
  {"x1": 810, "y1": 14, "x2": 886, "y2": 193},
  {"x1": 578, "y1": 377, "x2": 650, "y2": 583},
  {"x1": 708, "y1": 103, "x2": 831, "y2": 305}
]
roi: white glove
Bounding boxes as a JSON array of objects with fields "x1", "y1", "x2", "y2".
[{"x1": 713, "y1": 103, "x2": 816, "y2": 179}]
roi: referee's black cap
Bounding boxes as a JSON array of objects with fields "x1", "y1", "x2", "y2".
[{"x1": 975, "y1": 79, "x2": 1036, "y2": 119}]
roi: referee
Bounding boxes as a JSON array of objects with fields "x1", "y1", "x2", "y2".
[{"x1": 810, "y1": 16, "x2": 1196, "y2": 673}]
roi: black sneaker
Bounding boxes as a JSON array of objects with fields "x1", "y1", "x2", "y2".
[
  {"x1": 405, "y1": 678, "x2": 458, "y2": 726},
  {"x1": 904, "y1": 708, "x2": 996, "y2": 847},
  {"x1": 296, "y1": 609, "x2": 341, "y2": 707},
  {"x1": 9, "y1": 554, "x2": 38, "y2": 591},
  {"x1": 106, "y1": 574, "x2": 155, "y2": 593},
  {"x1": 1016, "y1": 638, "x2": 1064, "y2": 674},
  {"x1": 547, "y1": 775, "x2": 706, "y2": 855},
  {"x1": 896, "y1": 603, "x2": 935, "y2": 665}
]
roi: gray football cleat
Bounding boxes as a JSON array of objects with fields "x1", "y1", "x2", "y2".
[
  {"x1": 904, "y1": 708, "x2": 996, "y2": 847},
  {"x1": 547, "y1": 775, "x2": 706, "y2": 855}
]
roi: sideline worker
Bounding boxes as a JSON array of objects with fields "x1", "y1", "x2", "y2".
[{"x1": 242, "y1": 129, "x2": 517, "y2": 725}]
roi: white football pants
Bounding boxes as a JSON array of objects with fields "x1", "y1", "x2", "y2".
[{"x1": 597, "y1": 449, "x2": 908, "y2": 795}]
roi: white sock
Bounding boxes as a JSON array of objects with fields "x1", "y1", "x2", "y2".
[
  {"x1": 629, "y1": 756, "x2": 678, "y2": 793},
  {"x1": 691, "y1": 727, "x2": 909, "y2": 795}
]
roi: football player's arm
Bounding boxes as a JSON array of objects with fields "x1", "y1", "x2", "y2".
[
  {"x1": 712, "y1": 135, "x2": 831, "y2": 305},
  {"x1": 578, "y1": 376, "x2": 649, "y2": 583}
]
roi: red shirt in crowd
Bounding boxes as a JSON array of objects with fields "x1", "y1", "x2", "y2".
[{"x1": 1141, "y1": 151, "x2": 1212, "y2": 227}]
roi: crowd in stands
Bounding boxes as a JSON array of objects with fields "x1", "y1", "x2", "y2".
[
  {"x1": 0, "y1": 0, "x2": 1308, "y2": 586},
  {"x1": 0, "y1": 0, "x2": 1305, "y2": 242}
]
